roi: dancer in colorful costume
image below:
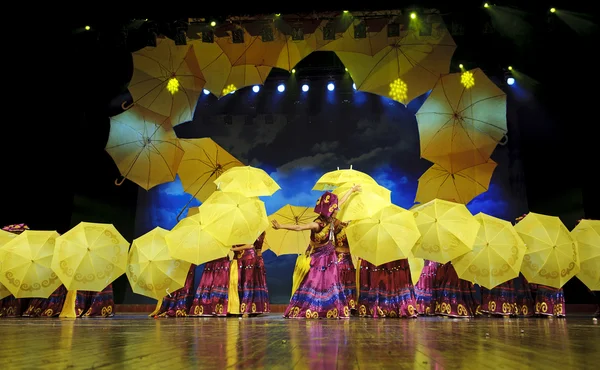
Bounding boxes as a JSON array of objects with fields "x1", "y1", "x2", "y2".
[
  {"x1": 414, "y1": 260, "x2": 440, "y2": 315},
  {"x1": 152, "y1": 265, "x2": 197, "y2": 317},
  {"x1": 333, "y1": 222, "x2": 357, "y2": 312},
  {"x1": 0, "y1": 224, "x2": 30, "y2": 317},
  {"x1": 431, "y1": 262, "x2": 480, "y2": 318}
]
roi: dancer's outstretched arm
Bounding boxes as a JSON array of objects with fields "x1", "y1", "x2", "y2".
[
  {"x1": 231, "y1": 244, "x2": 254, "y2": 252},
  {"x1": 271, "y1": 220, "x2": 321, "y2": 231},
  {"x1": 338, "y1": 184, "x2": 362, "y2": 208}
]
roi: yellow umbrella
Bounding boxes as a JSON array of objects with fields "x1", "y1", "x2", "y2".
[
  {"x1": 165, "y1": 213, "x2": 229, "y2": 266},
  {"x1": 333, "y1": 182, "x2": 392, "y2": 222},
  {"x1": 572, "y1": 220, "x2": 600, "y2": 290},
  {"x1": 452, "y1": 213, "x2": 526, "y2": 289},
  {"x1": 416, "y1": 68, "x2": 507, "y2": 173},
  {"x1": 215, "y1": 24, "x2": 286, "y2": 70},
  {"x1": 128, "y1": 37, "x2": 205, "y2": 126},
  {"x1": 127, "y1": 227, "x2": 192, "y2": 300},
  {"x1": 201, "y1": 192, "x2": 269, "y2": 246},
  {"x1": 177, "y1": 138, "x2": 244, "y2": 203},
  {"x1": 411, "y1": 198, "x2": 480, "y2": 264},
  {"x1": 313, "y1": 166, "x2": 377, "y2": 191},
  {"x1": 346, "y1": 204, "x2": 421, "y2": 266},
  {"x1": 106, "y1": 105, "x2": 184, "y2": 190},
  {"x1": 408, "y1": 250, "x2": 425, "y2": 285},
  {"x1": 0, "y1": 230, "x2": 17, "y2": 299},
  {"x1": 415, "y1": 160, "x2": 497, "y2": 205},
  {"x1": 319, "y1": 17, "x2": 389, "y2": 55},
  {"x1": 51, "y1": 222, "x2": 129, "y2": 291},
  {"x1": 335, "y1": 21, "x2": 456, "y2": 106},
  {"x1": 514, "y1": 212, "x2": 579, "y2": 289},
  {"x1": 214, "y1": 166, "x2": 281, "y2": 197},
  {"x1": 266, "y1": 205, "x2": 319, "y2": 255},
  {"x1": 191, "y1": 39, "x2": 272, "y2": 98},
  {"x1": 0, "y1": 230, "x2": 62, "y2": 298}
]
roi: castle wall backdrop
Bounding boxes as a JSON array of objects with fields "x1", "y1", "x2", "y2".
[{"x1": 129, "y1": 78, "x2": 528, "y2": 304}]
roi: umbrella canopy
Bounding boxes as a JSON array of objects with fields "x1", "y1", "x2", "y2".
[
  {"x1": 346, "y1": 204, "x2": 421, "y2": 266},
  {"x1": 215, "y1": 24, "x2": 286, "y2": 69},
  {"x1": 51, "y1": 222, "x2": 129, "y2": 291},
  {"x1": 416, "y1": 68, "x2": 507, "y2": 173},
  {"x1": 452, "y1": 213, "x2": 526, "y2": 289},
  {"x1": 333, "y1": 182, "x2": 392, "y2": 222},
  {"x1": 177, "y1": 138, "x2": 244, "y2": 202},
  {"x1": 411, "y1": 199, "x2": 480, "y2": 264},
  {"x1": 106, "y1": 105, "x2": 184, "y2": 190},
  {"x1": 127, "y1": 227, "x2": 192, "y2": 300},
  {"x1": 265, "y1": 205, "x2": 319, "y2": 255},
  {"x1": 313, "y1": 166, "x2": 377, "y2": 191},
  {"x1": 129, "y1": 37, "x2": 205, "y2": 126},
  {"x1": 515, "y1": 212, "x2": 579, "y2": 289},
  {"x1": 407, "y1": 250, "x2": 425, "y2": 286},
  {"x1": 0, "y1": 230, "x2": 62, "y2": 298},
  {"x1": 0, "y1": 229, "x2": 18, "y2": 299},
  {"x1": 415, "y1": 160, "x2": 497, "y2": 205},
  {"x1": 572, "y1": 219, "x2": 600, "y2": 290},
  {"x1": 319, "y1": 17, "x2": 390, "y2": 55},
  {"x1": 214, "y1": 166, "x2": 280, "y2": 197}
]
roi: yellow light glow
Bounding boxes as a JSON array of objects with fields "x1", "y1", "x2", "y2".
[
  {"x1": 275, "y1": 13, "x2": 281, "y2": 17},
  {"x1": 222, "y1": 84, "x2": 237, "y2": 96},
  {"x1": 410, "y1": 13, "x2": 416, "y2": 19},
  {"x1": 166, "y1": 78, "x2": 180, "y2": 94},
  {"x1": 389, "y1": 78, "x2": 408, "y2": 103},
  {"x1": 484, "y1": 3, "x2": 489, "y2": 8},
  {"x1": 344, "y1": 67, "x2": 348, "y2": 72},
  {"x1": 85, "y1": 25, "x2": 90, "y2": 31},
  {"x1": 508, "y1": 66, "x2": 513, "y2": 70},
  {"x1": 459, "y1": 64, "x2": 464, "y2": 69},
  {"x1": 343, "y1": 10, "x2": 349, "y2": 13},
  {"x1": 291, "y1": 69, "x2": 296, "y2": 74},
  {"x1": 550, "y1": 8, "x2": 556, "y2": 13},
  {"x1": 210, "y1": 21, "x2": 216, "y2": 27},
  {"x1": 461, "y1": 71, "x2": 475, "y2": 89}
]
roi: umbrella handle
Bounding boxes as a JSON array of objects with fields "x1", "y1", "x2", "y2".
[
  {"x1": 498, "y1": 134, "x2": 508, "y2": 146},
  {"x1": 121, "y1": 101, "x2": 134, "y2": 110},
  {"x1": 114, "y1": 177, "x2": 126, "y2": 186}
]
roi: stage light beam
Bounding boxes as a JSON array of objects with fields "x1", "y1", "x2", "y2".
[
  {"x1": 507, "y1": 77, "x2": 515, "y2": 85},
  {"x1": 277, "y1": 84, "x2": 285, "y2": 92},
  {"x1": 459, "y1": 63, "x2": 464, "y2": 68},
  {"x1": 302, "y1": 84, "x2": 309, "y2": 92},
  {"x1": 252, "y1": 85, "x2": 260, "y2": 93},
  {"x1": 327, "y1": 82, "x2": 335, "y2": 91},
  {"x1": 203, "y1": 89, "x2": 210, "y2": 95},
  {"x1": 484, "y1": 3, "x2": 489, "y2": 8}
]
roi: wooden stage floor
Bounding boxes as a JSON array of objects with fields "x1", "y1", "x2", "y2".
[{"x1": 1, "y1": 314, "x2": 599, "y2": 369}]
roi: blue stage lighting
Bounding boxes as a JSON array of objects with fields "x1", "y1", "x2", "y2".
[
  {"x1": 277, "y1": 84, "x2": 285, "y2": 92},
  {"x1": 506, "y1": 77, "x2": 515, "y2": 85},
  {"x1": 327, "y1": 82, "x2": 335, "y2": 91},
  {"x1": 203, "y1": 89, "x2": 210, "y2": 95},
  {"x1": 252, "y1": 85, "x2": 260, "y2": 93},
  {"x1": 302, "y1": 84, "x2": 309, "y2": 92}
]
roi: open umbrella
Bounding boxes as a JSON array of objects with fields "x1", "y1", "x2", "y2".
[
  {"x1": 265, "y1": 205, "x2": 319, "y2": 255},
  {"x1": 333, "y1": 182, "x2": 392, "y2": 222},
  {"x1": 515, "y1": 212, "x2": 579, "y2": 289},
  {"x1": 313, "y1": 165, "x2": 377, "y2": 191},
  {"x1": 415, "y1": 160, "x2": 497, "y2": 205},
  {"x1": 452, "y1": 213, "x2": 526, "y2": 289},
  {"x1": 127, "y1": 37, "x2": 205, "y2": 126},
  {"x1": 0, "y1": 230, "x2": 62, "y2": 298},
  {"x1": 335, "y1": 20, "x2": 456, "y2": 105},
  {"x1": 215, "y1": 24, "x2": 286, "y2": 69},
  {"x1": 127, "y1": 227, "x2": 192, "y2": 300},
  {"x1": 0, "y1": 228, "x2": 21, "y2": 299},
  {"x1": 214, "y1": 166, "x2": 280, "y2": 197},
  {"x1": 319, "y1": 17, "x2": 389, "y2": 55},
  {"x1": 572, "y1": 219, "x2": 600, "y2": 290},
  {"x1": 416, "y1": 68, "x2": 507, "y2": 173},
  {"x1": 106, "y1": 105, "x2": 184, "y2": 190},
  {"x1": 411, "y1": 198, "x2": 480, "y2": 264}
]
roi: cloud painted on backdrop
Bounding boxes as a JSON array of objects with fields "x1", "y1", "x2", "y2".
[{"x1": 467, "y1": 182, "x2": 510, "y2": 220}]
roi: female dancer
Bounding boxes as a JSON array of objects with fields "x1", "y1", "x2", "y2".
[
  {"x1": 152, "y1": 265, "x2": 197, "y2": 317},
  {"x1": 189, "y1": 256, "x2": 231, "y2": 317},
  {"x1": 333, "y1": 222, "x2": 357, "y2": 312},
  {"x1": 0, "y1": 224, "x2": 30, "y2": 317},
  {"x1": 272, "y1": 185, "x2": 360, "y2": 319},
  {"x1": 431, "y1": 261, "x2": 480, "y2": 318},
  {"x1": 414, "y1": 260, "x2": 440, "y2": 315},
  {"x1": 232, "y1": 231, "x2": 270, "y2": 316}
]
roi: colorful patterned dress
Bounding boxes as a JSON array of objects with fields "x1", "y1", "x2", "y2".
[
  {"x1": 480, "y1": 280, "x2": 518, "y2": 316},
  {"x1": 22, "y1": 285, "x2": 67, "y2": 318},
  {"x1": 357, "y1": 259, "x2": 418, "y2": 318},
  {"x1": 432, "y1": 262, "x2": 479, "y2": 318},
  {"x1": 154, "y1": 265, "x2": 196, "y2": 317},
  {"x1": 333, "y1": 222, "x2": 357, "y2": 311},
  {"x1": 189, "y1": 258, "x2": 230, "y2": 317},
  {"x1": 284, "y1": 219, "x2": 349, "y2": 319},
  {"x1": 236, "y1": 232, "x2": 270, "y2": 315},
  {"x1": 414, "y1": 260, "x2": 440, "y2": 315},
  {"x1": 0, "y1": 224, "x2": 30, "y2": 317},
  {"x1": 75, "y1": 285, "x2": 115, "y2": 317},
  {"x1": 531, "y1": 284, "x2": 566, "y2": 317}
]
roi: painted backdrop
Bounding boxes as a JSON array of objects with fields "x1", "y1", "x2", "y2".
[{"x1": 131, "y1": 79, "x2": 528, "y2": 304}]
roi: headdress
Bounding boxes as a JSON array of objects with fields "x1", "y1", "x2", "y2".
[
  {"x1": 2, "y1": 223, "x2": 30, "y2": 234},
  {"x1": 314, "y1": 192, "x2": 338, "y2": 218}
]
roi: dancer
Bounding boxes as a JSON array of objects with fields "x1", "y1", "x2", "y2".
[
  {"x1": 431, "y1": 262, "x2": 480, "y2": 318},
  {"x1": 189, "y1": 256, "x2": 230, "y2": 317},
  {"x1": 357, "y1": 258, "x2": 418, "y2": 318},
  {"x1": 22, "y1": 285, "x2": 67, "y2": 318},
  {"x1": 233, "y1": 231, "x2": 270, "y2": 316},
  {"x1": 480, "y1": 280, "x2": 518, "y2": 317},
  {"x1": 0, "y1": 224, "x2": 30, "y2": 317},
  {"x1": 333, "y1": 222, "x2": 357, "y2": 312},
  {"x1": 272, "y1": 185, "x2": 360, "y2": 319},
  {"x1": 152, "y1": 265, "x2": 196, "y2": 317},
  {"x1": 414, "y1": 260, "x2": 440, "y2": 315},
  {"x1": 531, "y1": 283, "x2": 566, "y2": 317}
]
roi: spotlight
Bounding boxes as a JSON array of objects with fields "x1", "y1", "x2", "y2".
[
  {"x1": 459, "y1": 63, "x2": 463, "y2": 68},
  {"x1": 252, "y1": 85, "x2": 260, "y2": 93},
  {"x1": 410, "y1": 12, "x2": 416, "y2": 19},
  {"x1": 327, "y1": 82, "x2": 335, "y2": 91},
  {"x1": 343, "y1": 10, "x2": 349, "y2": 14},
  {"x1": 277, "y1": 84, "x2": 285, "y2": 92},
  {"x1": 508, "y1": 66, "x2": 513, "y2": 70},
  {"x1": 506, "y1": 77, "x2": 515, "y2": 85},
  {"x1": 85, "y1": 25, "x2": 91, "y2": 31},
  {"x1": 550, "y1": 8, "x2": 556, "y2": 13},
  {"x1": 302, "y1": 84, "x2": 309, "y2": 92},
  {"x1": 291, "y1": 69, "x2": 296, "y2": 74},
  {"x1": 353, "y1": 83, "x2": 357, "y2": 90},
  {"x1": 210, "y1": 21, "x2": 216, "y2": 27},
  {"x1": 203, "y1": 89, "x2": 210, "y2": 95},
  {"x1": 484, "y1": 3, "x2": 489, "y2": 8},
  {"x1": 275, "y1": 13, "x2": 281, "y2": 16},
  {"x1": 344, "y1": 67, "x2": 348, "y2": 72}
]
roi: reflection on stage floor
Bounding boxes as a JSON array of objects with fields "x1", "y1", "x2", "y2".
[{"x1": 0, "y1": 314, "x2": 598, "y2": 369}]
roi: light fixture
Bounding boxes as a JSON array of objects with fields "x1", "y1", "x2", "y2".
[
  {"x1": 343, "y1": 10, "x2": 349, "y2": 13},
  {"x1": 275, "y1": 13, "x2": 281, "y2": 16},
  {"x1": 550, "y1": 8, "x2": 556, "y2": 13},
  {"x1": 277, "y1": 84, "x2": 285, "y2": 92},
  {"x1": 85, "y1": 25, "x2": 91, "y2": 31},
  {"x1": 506, "y1": 77, "x2": 515, "y2": 85},
  {"x1": 252, "y1": 85, "x2": 260, "y2": 93},
  {"x1": 459, "y1": 63, "x2": 464, "y2": 68},
  {"x1": 203, "y1": 89, "x2": 210, "y2": 95},
  {"x1": 327, "y1": 82, "x2": 335, "y2": 91},
  {"x1": 508, "y1": 66, "x2": 513, "y2": 70},
  {"x1": 302, "y1": 84, "x2": 309, "y2": 92},
  {"x1": 210, "y1": 21, "x2": 216, "y2": 27},
  {"x1": 484, "y1": 3, "x2": 489, "y2": 8},
  {"x1": 353, "y1": 83, "x2": 357, "y2": 90},
  {"x1": 291, "y1": 69, "x2": 296, "y2": 74},
  {"x1": 410, "y1": 12, "x2": 416, "y2": 19},
  {"x1": 344, "y1": 67, "x2": 348, "y2": 72}
]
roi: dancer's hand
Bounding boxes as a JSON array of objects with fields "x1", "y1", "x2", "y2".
[
  {"x1": 271, "y1": 220, "x2": 280, "y2": 230},
  {"x1": 351, "y1": 184, "x2": 361, "y2": 193}
]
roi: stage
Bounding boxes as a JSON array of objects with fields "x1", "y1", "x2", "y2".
[{"x1": 1, "y1": 314, "x2": 598, "y2": 369}]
